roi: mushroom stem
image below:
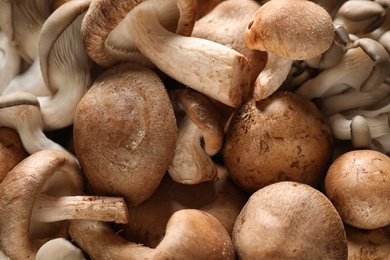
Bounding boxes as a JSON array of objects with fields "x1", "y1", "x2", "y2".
[
  {"x1": 0, "y1": 31, "x2": 21, "y2": 93},
  {"x1": 32, "y1": 194, "x2": 129, "y2": 224},
  {"x1": 253, "y1": 53, "x2": 293, "y2": 100},
  {"x1": 126, "y1": 0, "x2": 251, "y2": 107}
]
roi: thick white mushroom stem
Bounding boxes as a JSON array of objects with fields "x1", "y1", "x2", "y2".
[
  {"x1": 371, "y1": 133, "x2": 390, "y2": 154},
  {"x1": 32, "y1": 194, "x2": 128, "y2": 224},
  {"x1": 0, "y1": 31, "x2": 21, "y2": 93},
  {"x1": 36, "y1": 238, "x2": 86, "y2": 260},
  {"x1": 69, "y1": 209, "x2": 236, "y2": 260},
  {"x1": 296, "y1": 38, "x2": 390, "y2": 99},
  {"x1": 126, "y1": 0, "x2": 251, "y2": 107},
  {"x1": 328, "y1": 113, "x2": 390, "y2": 147},
  {"x1": 0, "y1": 92, "x2": 71, "y2": 155}
]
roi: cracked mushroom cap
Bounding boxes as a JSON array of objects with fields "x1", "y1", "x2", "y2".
[{"x1": 233, "y1": 181, "x2": 348, "y2": 259}]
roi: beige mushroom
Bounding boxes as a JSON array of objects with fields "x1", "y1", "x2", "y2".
[
  {"x1": 112, "y1": 164, "x2": 248, "y2": 248},
  {"x1": 73, "y1": 63, "x2": 177, "y2": 206},
  {"x1": 324, "y1": 149, "x2": 390, "y2": 229},
  {"x1": 0, "y1": 127, "x2": 28, "y2": 182},
  {"x1": 232, "y1": 181, "x2": 348, "y2": 259},
  {"x1": 0, "y1": 31, "x2": 21, "y2": 93},
  {"x1": 222, "y1": 91, "x2": 333, "y2": 193},
  {"x1": 69, "y1": 209, "x2": 236, "y2": 260},
  {"x1": 0, "y1": 149, "x2": 129, "y2": 259},
  {"x1": 245, "y1": 0, "x2": 335, "y2": 100},
  {"x1": 36, "y1": 237, "x2": 86, "y2": 260},
  {"x1": 168, "y1": 88, "x2": 224, "y2": 184}
]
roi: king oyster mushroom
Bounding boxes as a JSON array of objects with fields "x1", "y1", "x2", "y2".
[
  {"x1": 0, "y1": 149, "x2": 129, "y2": 259},
  {"x1": 81, "y1": 0, "x2": 251, "y2": 107},
  {"x1": 69, "y1": 209, "x2": 236, "y2": 260},
  {"x1": 168, "y1": 88, "x2": 224, "y2": 184},
  {"x1": 245, "y1": 0, "x2": 335, "y2": 100},
  {"x1": 73, "y1": 63, "x2": 177, "y2": 206}
]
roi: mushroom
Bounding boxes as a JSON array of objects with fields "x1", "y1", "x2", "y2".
[
  {"x1": 113, "y1": 164, "x2": 248, "y2": 248},
  {"x1": 168, "y1": 88, "x2": 224, "y2": 184},
  {"x1": 345, "y1": 224, "x2": 390, "y2": 259},
  {"x1": 36, "y1": 237, "x2": 86, "y2": 260},
  {"x1": 222, "y1": 91, "x2": 333, "y2": 193},
  {"x1": 245, "y1": 0, "x2": 335, "y2": 100},
  {"x1": 0, "y1": 149, "x2": 129, "y2": 259},
  {"x1": 232, "y1": 181, "x2": 348, "y2": 259},
  {"x1": 0, "y1": 91, "x2": 74, "y2": 155},
  {"x1": 0, "y1": 127, "x2": 28, "y2": 182},
  {"x1": 296, "y1": 37, "x2": 390, "y2": 99},
  {"x1": 73, "y1": 63, "x2": 177, "y2": 206},
  {"x1": 69, "y1": 209, "x2": 236, "y2": 260},
  {"x1": 37, "y1": 0, "x2": 93, "y2": 130},
  {"x1": 333, "y1": 0, "x2": 386, "y2": 35},
  {"x1": 0, "y1": 30, "x2": 21, "y2": 93},
  {"x1": 324, "y1": 149, "x2": 390, "y2": 229}
]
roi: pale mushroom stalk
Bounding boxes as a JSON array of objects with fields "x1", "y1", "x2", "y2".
[
  {"x1": 0, "y1": 31, "x2": 21, "y2": 93},
  {"x1": 342, "y1": 96, "x2": 390, "y2": 118},
  {"x1": 36, "y1": 238, "x2": 86, "y2": 260},
  {"x1": 320, "y1": 83, "x2": 390, "y2": 116},
  {"x1": 3, "y1": 56, "x2": 51, "y2": 96},
  {"x1": 0, "y1": 91, "x2": 72, "y2": 155},
  {"x1": 371, "y1": 132, "x2": 390, "y2": 153},
  {"x1": 124, "y1": 0, "x2": 251, "y2": 107},
  {"x1": 244, "y1": 0, "x2": 335, "y2": 100},
  {"x1": 38, "y1": 0, "x2": 93, "y2": 130},
  {"x1": 296, "y1": 38, "x2": 390, "y2": 99},
  {"x1": 69, "y1": 209, "x2": 236, "y2": 260}
]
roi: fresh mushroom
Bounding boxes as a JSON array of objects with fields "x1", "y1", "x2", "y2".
[
  {"x1": 113, "y1": 164, "x2": 248, "y2": 248},
  {"x1": 69, "y1": 209, "x2": 236, "y2": 260},
  {"x1": 0, "y1": 91, "x2": 73, "y2": 155},
  {"x1": 0, "y1": 149, "x2": 129, "y2": 259},
  {"x1": 296, "y1": 37, "x2": 390, "y2": 99},
  {"x1": 324, "y1": 149, "x2": 390, "y2": 229},
  {"x1": 37, "y1": 0, "x2": 93, "y2": 130},
  {"x1": 73, "y1": 63, "x2": 177, "y2": 206},
  {"x1": 222, "y1": 91, "x2": 333, "y2": 193},
  {"x1": 0, "y1": 31, "x2": 21, "y2": 93},
  {"x1": 232, "y1": 181, "x2": 348, "y2": 259},
  {"x1": 0, "y1": 127, "x2": 28, "y2": 182},
  {"x1": 245, "y1": 0, "x2": 335, "y2": 100},
  {"x1": 36, "y1": 237, "x2": 86, "y2": 260},
  {"x1": 168, "y1": 88, "x2": 224, "y2": 184}
]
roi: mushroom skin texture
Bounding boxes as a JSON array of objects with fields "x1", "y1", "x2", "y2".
[
  {"x1": 73, "y1": 63, "x2": 177, "y2": 206},
  {"x1": 232, "y1": 181, "x2": 348, "y2": 259},
  {"x1": 0, "y1": 127, "x2": 28, "y2": 182},
  {"x1": 324, "y1": 149, "x2": 390, "y2": 229},
  {"x1": 222, "y1": 91, "x2": 333, "y2": 193}
]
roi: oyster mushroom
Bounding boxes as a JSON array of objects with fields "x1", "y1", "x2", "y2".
[
  {"x1": 296, "y1": 37, "x2": 390, "y2": 99},
  {"x1": 69, "y1": 209, "x2": 236, "y2": 260},
  {"x1": 37, "y1": 0, "x2": 93, "y2": 130},
  {"x1": 73, "y1": 63, "x2": 177, "y2": 206},
  {"x1": 232, "y1": 181, "x2": 348, "y2": 259},
  {"x1": 0, "y1": 150, "x2": 129, "y2": 259},
  {"x1": 245, "y1": 0, "x2": 335, "y2": 100},
  {"x1": 0, "y1": 31, "x2": 21, "y2": 93},
  {"x1": 168, "y1": 88, "x2": 224, "y2": 184},
  {"x1": 222, "y1": 91, "x2": 333, "y2": 193},
  {"x1": 324, "y1": 149, "x2": 390, "y2": 229},
  {"x1": 0, "y1": 127, "x2": 28, "y2": 182}
]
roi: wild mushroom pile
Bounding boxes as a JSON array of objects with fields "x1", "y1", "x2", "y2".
[{"x1": 1, "y1": 0, "x2": 390, "y2": 259}]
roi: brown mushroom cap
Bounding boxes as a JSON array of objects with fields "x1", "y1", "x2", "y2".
[
  {"x1": 245, "y1": 0, "x2": 335, "y2": 60},
  {"x1": 73, "y1": 63, "x2": 177, "y2": 206},
  {"x1": 0, "y1": 150, "x2": 84, "y2": 260},
  {"x1": 0, "y1": 127, "x2": 28, "y2": 182},
  {"x1": 324, "y1": 149, "x2": 390, "y2": 229},
  {"x1": 232, "y1": 181, "x2": 348, "y2": 259},
  {"x1": 222, "y1": 91, "x2": 333, "y2": 193}
]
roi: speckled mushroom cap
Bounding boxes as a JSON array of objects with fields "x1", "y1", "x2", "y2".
[
  {"x1": 232, "y1": 181, "x2": 348, "y2": 259},
  {"x1": 324, "y1": 149, "x2": 390, "y2": 229},
  {"x1": 245, "y1": 0, "x2": 335, "y2": 60}
]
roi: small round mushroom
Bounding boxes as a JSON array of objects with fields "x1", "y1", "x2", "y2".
[
  {"x1": 0, "y1": 149, "x2": 129, "y2": 259},
  {"x1": 73, "y1": 63, "x2": 177, "y2": 206},
  {"x1": 324, "y1": 149, "x2": 390, "y2": 229},
  {"x1": 168, "y1": 88, "x2": 224, "y2": 184},
  {"x1": 69, "y1": 209, "x2": 236, "y2": 260},
  {"x1": 222, "y1": 91, "x2": 333, "y2": 193},
  {"x1": 232, "y1": 181, "x2": 348, "y2": 259},
  {"x1": 245, "y1": 0, "x2": 335, "y2": 100}
]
